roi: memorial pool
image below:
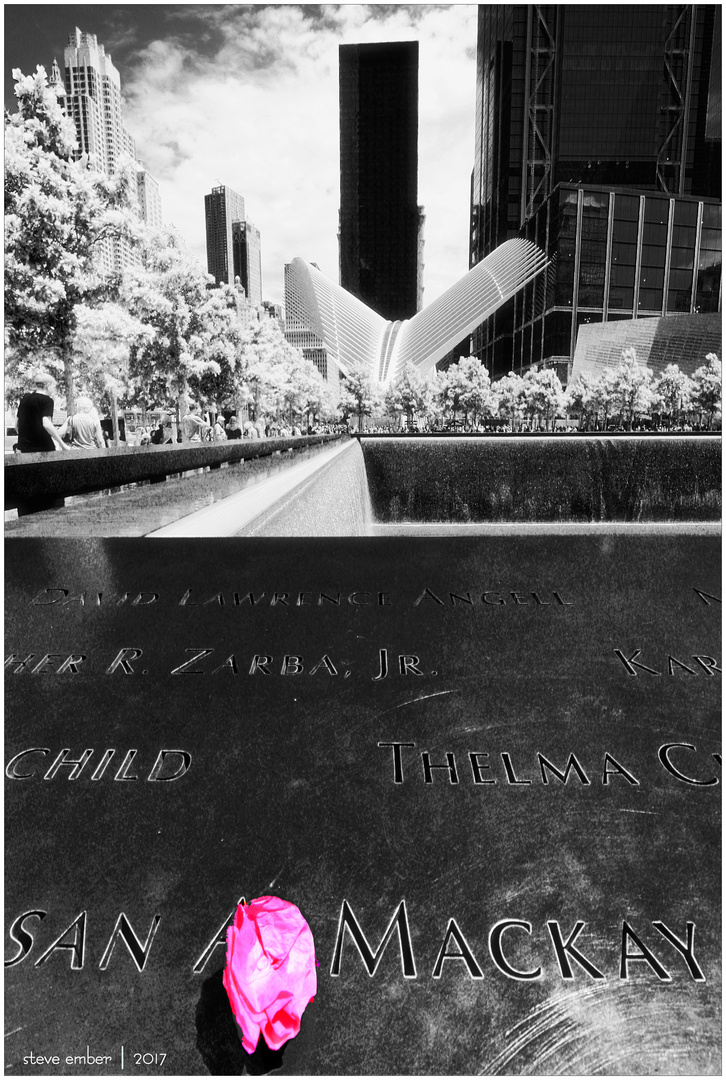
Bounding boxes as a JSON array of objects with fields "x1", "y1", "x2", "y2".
[{"x1": 4, "y1": 437, "x2": 721, "y2": 1075}]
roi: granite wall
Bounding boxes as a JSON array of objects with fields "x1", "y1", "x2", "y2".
[
  {"x1": 360, "y1": 436, "x2": 721, "y2": 523},
  {"x1": 237, "y1": 439, "x2": 372, "y2": 536}
]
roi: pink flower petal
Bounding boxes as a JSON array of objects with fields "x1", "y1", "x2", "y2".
[{"x1": 223, "y1": 897, "x2": 317, "y2": 1054}]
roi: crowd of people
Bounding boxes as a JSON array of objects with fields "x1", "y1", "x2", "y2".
[{"x1": 10, "y1": 373, "x2": 345, "y2": 454}]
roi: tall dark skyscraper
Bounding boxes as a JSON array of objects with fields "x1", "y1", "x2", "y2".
[
  {"x1": 470, "y1": 5, "x2": 722, "y2": 379},
  {"x1": 204, "y1": 184, "x2": 246, "y2": 287},
  {"x1": 232, "y1": 220, "x2": 263, "y2": 307},
  {"x1": 339, "y1": 41, "x2": 424, "y2": 322}
]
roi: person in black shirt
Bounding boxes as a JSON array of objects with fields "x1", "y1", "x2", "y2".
[
  {"x1": 225, "y1": 415, "x2": 242, "y2": 440},
  {"x1": 15, "y1": 372, "x2": 68, "y2": 454},
  {"x1": 13, "y1": 371, "x2": 69, "y2": 515}
]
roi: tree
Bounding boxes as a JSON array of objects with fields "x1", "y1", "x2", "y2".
[
  {"x1": 125, "y1": 226, "x2": 248, "y2": 431},
  {"x1": 384, "y1": 362, "x2": 432, "y2": 429},
  {"x1": 590, "y1": 368, "x2": 620, "y2": 430},
  {"x1": 278, "y1": 347, "x2": 327, "y2": 428},
  {"x1": 492, "y1": 371, "x2": 526, "y2": 431},
  {"x1": 608, "y1": 348, "x2": 655, "y2": 429},
  {"x1": 458, "y1": 357, "x2": 496, "y2": 429},
  {"x1": 437, "y1": 356, "x2": 491, "y2": 429},
  {"x1": 565, "y1": 372, "x2": 599, "y2": 430},
  {"x1": 239, "y1": 317, "x2": 301, "y2": 422},
  {"x1": 339, "y1": 367, "x2": 381, "y2": 430},
  {"x1": 313, "y1": 381, "x2": 342, "y2": 426},
  {"x1": 70, "y1": 300, "x2": 154, "y2": 414},
  {"x1": 691, "y1": 353, "x2": 722, "y2": 429},
  {"x1": 522, "y1": 367, "x2": 566, "y2": 430},
  {"x1": 186, "y1": 286, "x2": 251, "y2": 413},
  {"x1": 5, "y1": 66, "x2": 140, "y2": 413},
  {"x1": 652, "y1": 364, "x2": 694, "y2": 428}
]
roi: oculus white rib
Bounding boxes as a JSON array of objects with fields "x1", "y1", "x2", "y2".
[{"x1": 286, "y1": 238, "x2": 550, "y2": 386}]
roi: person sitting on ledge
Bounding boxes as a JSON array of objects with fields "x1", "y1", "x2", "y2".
[
  {"x1": 59, "y1": 396, "x2": 105, "y2": 449},
  {"x1": 15, "y1": 371, "x2": 69, "y2": 454}
]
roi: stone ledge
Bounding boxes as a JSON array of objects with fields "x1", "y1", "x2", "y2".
[{"x1": 4, "y1": 435, "x2": 343, "y2": 509}]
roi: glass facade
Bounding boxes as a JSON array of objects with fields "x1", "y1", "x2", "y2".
[
  {"x1": 609, "y1": 195, "x2": 640, "y2": 312},
  {"x1": 204, "y1": 186, "x2": 246, "y2": 288},
  {"x1": 667, "y1": 200, "x2": 698, "y2": 313},
  {"x1": 577, "y1": 192, "x2": 609, "y2": 309},
  {"x1": 513, "y1": 184, "x2": 721, "y2": 378},
  {"x1": 339, "y1": 42, "x2": 421, "y2": 321},
  {"x1": 558, "y1": 7, "x2": 662, "y2": 184},
  {"x1": 638, "y1": 198, "x2": 669, "y2": 313},
  {"x1": 697, "y1": 202, "x2": 722, "y2": 312},
  {"x1": 232, "y1": 221, "x2": 263, "y2": 308},
  {"x1": 469, "y1": 5, "x2": 721, "y2": 379}
]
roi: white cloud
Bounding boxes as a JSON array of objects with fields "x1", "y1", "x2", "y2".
[{"x1": 123, "y1": 4, "x2": 477, "y2": 305}]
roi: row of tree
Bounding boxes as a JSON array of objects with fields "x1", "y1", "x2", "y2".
[
  {"x1": 341, "y1": 350, "x2": 722, "y2": 431},
  {"x1": 5, "y1": 67, "x2": 339, "y2": 431}
]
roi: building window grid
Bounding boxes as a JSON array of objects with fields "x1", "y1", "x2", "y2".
[
  {"x1": 631, "y1": 196, "x2": 646, "y2": 317},
  {"x1": 638, "y1": 196, "x2": 670, "y2": 312},
  {"x1": 471, "y1": 11, "x2": 721, "y2": 375},
  {"x1": 662, "y1": 198, "x2": 676, "y2": 314},
  {"x1": 568, "y1": 190, "x2": 584, "y2": 357},
  {"x1": 577, "y1": 193, "x2": 609, "y2": 309},
  {"x1": 602, "y1": 192, "x2": 616, "y2": 316},
  {"x1": 695, "y1": 203, "x2": 722, "y2": 313}
]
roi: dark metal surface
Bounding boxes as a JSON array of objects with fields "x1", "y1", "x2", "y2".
[{"x1": 4, "y1": 536, "x2": 721, "y2": 1075}]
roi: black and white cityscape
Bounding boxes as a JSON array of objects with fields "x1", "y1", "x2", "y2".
[{"x1": 4, "y1": 6, "x2": 722, "y2": 1077}]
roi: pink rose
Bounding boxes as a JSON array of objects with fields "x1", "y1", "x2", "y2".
[{"x1": 223, "y1": 896, "x2": 317, "y2": 1054}]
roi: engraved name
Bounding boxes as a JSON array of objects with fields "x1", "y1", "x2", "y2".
[
  {"x1": 5, "y1": 899, "x2": 708, "y2": 983},
  {"x1": 378, "y1": 742, "x2": 721, "y2": 787}
]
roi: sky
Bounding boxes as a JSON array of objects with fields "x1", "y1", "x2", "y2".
[{"x1": 5, "y1": 3, "x2": 478, "y2": 306}]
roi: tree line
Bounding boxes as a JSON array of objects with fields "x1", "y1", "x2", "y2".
[{"x1": 342, "y1": 350, "x2": 721, "y2": 432}]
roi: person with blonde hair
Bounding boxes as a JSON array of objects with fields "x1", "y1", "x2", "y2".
[
  {"x1": 59, "y1": 396, "x2": 105, "y2": 449},
  {"x1": 15, "y1": 371, "x2": 68, "y2": 453}
]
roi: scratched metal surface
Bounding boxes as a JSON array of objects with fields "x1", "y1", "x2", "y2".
[{"x1": 4, "y1": 536, "x2": 721, "y2": 1075}]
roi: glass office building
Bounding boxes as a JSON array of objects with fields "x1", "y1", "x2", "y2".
[
  {"x1": 339, "y1": 42, "x2": 422, "y2": 322},
  {"x1": 231, "y1": 221, "x2": 263, "y2": 308},
  {"x1": 509, "y1": 184, "x2": 721, "y2": 379},
  {"x1": 470, "y1": 5, "x2": 722, "y2": 379},
  {"x1": 205, "y1": 185, "x2": 246, "y2": 288}
]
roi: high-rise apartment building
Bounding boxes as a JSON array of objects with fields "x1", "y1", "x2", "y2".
[
  {"x1": 62, "y1": 28, "x2": 136, "y2": 175},
  {"x1": 136, "y1": 163, "x2": 163, "y2": 228},
  {"x1": 54, "y1": 29, "x2": 163, "y2": 274},
  {"x1": 339, "y1": 41, "x2": 423, "y2": 321},
  {"x1": 470, "y1": 5, "x2": 722, "y2": 379},
  {"x1": 232, "y1": 220, "x2": 263, "y2": 306},
  {"x1": 204, "y1": 185, "x2": 247, "y2": 287}
]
